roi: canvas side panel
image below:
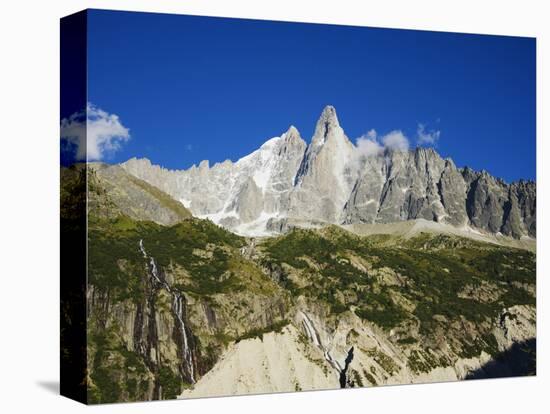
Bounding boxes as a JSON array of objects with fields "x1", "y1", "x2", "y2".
[{"x1": 60, "y1": 10, "x2": 88, "y2": 405}]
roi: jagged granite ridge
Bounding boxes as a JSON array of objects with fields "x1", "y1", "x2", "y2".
[{"x1": 120, "y1": 106, "x2": 535, "y2": 239}]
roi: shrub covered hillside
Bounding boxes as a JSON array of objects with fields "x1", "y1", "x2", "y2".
[
  {"x1": 61, "y1": 164, "x2": 536, "y2": 403},
  {"x1": 87, "y1": 214, "x2": 292, "y2": 403},
  {"x1": 261, "y1": 228, "x2": 535, "y2": 330},
  {"x1": 259, "y1": 227, "x2": 535, "y2": 372}
]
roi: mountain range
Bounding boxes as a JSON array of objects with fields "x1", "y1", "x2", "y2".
[{"x1": 120, "y1": 106, "x2": 536, "y2": 239}]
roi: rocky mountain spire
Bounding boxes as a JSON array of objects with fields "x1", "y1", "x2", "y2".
[
  {"x1": 295, "y1": 106, "x2": 355, "y2": 184},
  {"x1": 311, "y1": 105, "x2": 341, "y2": 146},
  {"x1": 285, "y1": 125, "x2": 300, "y2": 138},
  {"x1": 291, "y1": 106, "x2": 357, "y2": 222},
  {"x1": 281, "y1": 125, "x2": 305, "y2": 148}
]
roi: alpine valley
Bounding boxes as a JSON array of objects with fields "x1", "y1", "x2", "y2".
[{"x1": 62, "y1": 106, "x2": 536, "y2": 403}]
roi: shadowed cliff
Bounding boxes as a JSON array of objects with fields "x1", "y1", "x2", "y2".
[{"x1": 466, "y1": 338, "x2": 536, "y2": 379}]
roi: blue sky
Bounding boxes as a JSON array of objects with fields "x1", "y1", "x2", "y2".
[{"x1": 81, "y1": 9, "x2": 535, "y2": 182}]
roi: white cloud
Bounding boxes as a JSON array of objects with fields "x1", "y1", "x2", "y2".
[
  {"x1": 381, "y1": 130, "x2": 410, "y2": 152},
  {"x1": 61, "y1": 103, "x2": 130, "y2": 161},
  {"x1": 355, "y1": 128, "x2": 410, "y2": 158},
  {"x1": 417, "y1": 123, "x2": 440, "y2": 146},
  {"x1": 356, "y1": 129, "x2": 383, "y2": 157},
  {"x1": 365, "y1": 128, "x2": 377, "y2": 140}
]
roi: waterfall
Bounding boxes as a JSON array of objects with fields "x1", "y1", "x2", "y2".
[
  {"x1": 299, "y1": 311, "x2": 351, "y2": 386},
  {"x1": 139, "y1": 240, "x2": 196, "y2": 384},
  {"x1": 139, "y1": 240, "x2": 162, "y2": 284},
  {"x1": 139, "y1": 239, "x2": 145, "y2": 255},
  {"x1": 300, "y1": 311, "x2": 321, "y2": 347},
  {"x1": 323, "y1": 350, "x2": 343, "y2": 372},
  {"x1": 172, "y1": 294, "x2": 195, "y2": 383}
]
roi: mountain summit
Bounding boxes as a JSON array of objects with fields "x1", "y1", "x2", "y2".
[
  {"x1": 311, "y1": 105, "x2": 341, "y2": 146},
  {"x1": 121, "y1": 106, "x2": 536, "y2": 238},
  {"x1": 293, "y1": 106, "x2": 356, "y2": 221}
]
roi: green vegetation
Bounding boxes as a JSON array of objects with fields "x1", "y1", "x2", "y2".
[
  {"x1": 397, "y1": 337, "x2": 418, "y2": 345},
  {"x1": 368, "y1": 236, "x2": 535, "y2": 332},
  {"x1": 352, "y1": 370, "x2": 365, "y2": 387},
  {"x1": 85, "y1": 202, "x2": 288, "y2": 402},
  {"x1": 235, "y1": 319, "x2": 289, "y2": 342},
  {"x1": 355, "y1": 287, "x2": 409, "y2": 329},
  {"x1": 88, "y1": 214, "x2": 247, "y2": 303},
  {"x1": 60, "y1": 165, "x2": 87, "y2": 222},
  {"x1": 88, "y1": 326, "x2": 150, "y2": 404},
  {"x1": 363, "y1": 348, "x2": 399, "y2": 375},
  {"x1": 458, "y1": 333, "x2": 500, "y2": 359},
  {"x1": 87, "y1": 322, "x2": 189, "y2": 402},
  {"x1": 260, "y1": 229, "x2": 535, "y2": 335},
  {"x1": 406, "y1": 348, "x2": 456, "y2": 374},
  {"x1": 263, "y1": 230, "x2": 339, "y2": 268},
  {"x1": 158, "y1": 366, "x2": 183, "y2": 399},
  {"x1": 363, "y1": 370, "x2": 377, "y2": 386}
]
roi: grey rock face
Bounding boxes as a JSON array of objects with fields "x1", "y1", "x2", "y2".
[
  {"x1": 438, "y1": 160, "x2": 468, "y2": 226},
  {"x1": 511, "y1": 180, "x2": 536, "y2": 237},
  {"x1": 463, "y1": 169, "x2": 536, "y2": 238},
  {"x1": 464, "y1": 170, "x2": 507, "y2": 233},
  {"x1": 230, "y1": 177, "x2": 263, "y2": 223},
  {"x1": 87, "y1": 163, "x2": 191, "y2": 225},
  {"x1": 120, "y1": 106, "x2": 535, "y2": 239},
  {"x1": 290, "y1": 105, "x2": 357, "y2": 223},
  {"x1": 344, "y1": 148, "x2": 448, "y2": 225}
]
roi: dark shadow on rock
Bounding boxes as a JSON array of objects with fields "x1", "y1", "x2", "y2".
[
  {"x1": 466, "y1": 338, "x2": 536, "y2": 380},
  {"x1": 37, "y1": 380, "x2": 60, "y2": 395}
]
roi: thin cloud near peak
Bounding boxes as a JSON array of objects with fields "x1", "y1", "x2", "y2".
[
  {"x1": 355, "y1": 128, "x2": 410, "y2": 157},
  {"x1": 417, "y1": 122, "x2": 441, "y2": 146}
]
